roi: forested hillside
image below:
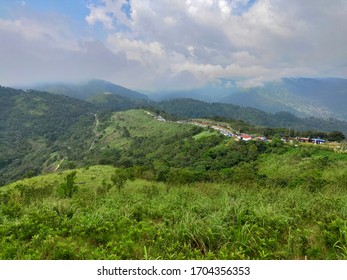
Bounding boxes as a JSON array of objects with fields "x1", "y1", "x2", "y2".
[
  {"x1": 87, "y1": 91, "x2": 153, "y2": 111},
  {"x1": 35, "y1": 79, "x2": 148, "y2": 101},
  {"x1": 1, "y1": 131, "x2": 346, "y2": 260},
  {"x1": 220, "y1": 78, "x2": 347, "y2": 121},
  {"x1": 157, "y1": 98, "x2": 347, "y2": 135},
  {"x1": 32, "y1": 79, "x2": 347, "y2": 136},
  {"x1": 1, "y1": 84, "x2": 346, "y2": 186},
  {"x1": 0, "y1": 86, "x2": 97, "y2": 185}
]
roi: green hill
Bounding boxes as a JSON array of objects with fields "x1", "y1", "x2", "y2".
[
  {"x1": 87, "y1": 91, "x2": 153, "y2": 111},
  {"x1": 157, "y1": 98, "x2": 347, "y2": 135},
  {"x1": 35, "y1": 79, "x2": 148, "y2": 101},
  {"x1": 1, "y1": 83, "x2": 346, "y2": 187},
  {"x1": 1, "y1": 143, "x2": 346, "y2": 260},
  {"x1": 33, "y1": 79, "x2": 347, "y2": 135},
  {"x1": 0, "y1": 86, "x2": 97, "y2": 185}
]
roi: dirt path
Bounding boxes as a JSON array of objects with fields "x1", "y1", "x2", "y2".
[
  {"x1": 89, "y1": 113, "x2": 100, "y2": 150},
  {"x1": 54, "y1": 159, "x2": 64, "y2": 172}
]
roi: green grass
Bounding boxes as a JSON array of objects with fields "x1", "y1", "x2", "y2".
[
  {"x1": 1, "y1": 112, "x2": 346, "y2": 260},
  {"x1": 193, "y1": 130, "x2": 219, "y2": 140},
  {"x1": 1, "y1": 162, "x2": 347, "y2": 260},
  {"x1": 258, "y1": 145, "x2": 347, "y2": 184},
  {"x1": 98, "y1": 109, "x2": 193, "y2": 149}
]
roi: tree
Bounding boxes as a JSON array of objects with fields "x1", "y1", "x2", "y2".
[
  {"x1": 110, "y1": 169, "x2": 134, "y2": 191},
  {"x1": 58, "y1": 171, "x2": 78, "y2": 198},
  {"x1": 327, "y1": 131, "x2": 345, "y2": 142},
  {"x1": 122, "y1": 127, "x2": 131, "y2": 138}
]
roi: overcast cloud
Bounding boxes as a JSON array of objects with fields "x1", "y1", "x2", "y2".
[{"x1": 0, "y1": 0, "x2": 346, "y2": 90}]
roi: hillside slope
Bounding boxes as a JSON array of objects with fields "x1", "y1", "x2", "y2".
[
  {"x1": 150, "y1": 78, "x2": 347, "y2": 121},
  {"x1": 1, "y1": 143, "x2": 346, "y2": 260},
  {"x1": 157, "y1": 98, "x2": 347, "y2": 135},
  {"x1": 220, "y1": 78, "x2": 347, "y2": 121},
  {"x1": 1, "y1": 84, "x2": 346, "y2": 186},
  {"x1": 35, "y1": 79, "x2": 148, "y2": 101},
  {"x1": 0, "y1": 86, "x2": 97, "y2": 185},
  {"x1": 87, "y1": 91, "x2": 153, "y2": 111}
]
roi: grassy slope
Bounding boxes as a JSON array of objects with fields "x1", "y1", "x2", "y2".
[
  {"x1": 1, "y1": 148, "x2": 346, "y2": 260},
  {"x1": 95, "y1": 109, "x2": 194, "y2": 149},
  {"x1": 1, "y1": 108, "x2": 346, "y2": 260}
]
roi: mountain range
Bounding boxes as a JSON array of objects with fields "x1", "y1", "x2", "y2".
[
  {"x1": 23, "y1": 78, "x2": 347, "y2": 135},
  {"x1": 1, "y1": 80, "x2": 347, "y2": 186},
  {"x1": 149, "y1": 77, "x2": 347, "y2": 121}
]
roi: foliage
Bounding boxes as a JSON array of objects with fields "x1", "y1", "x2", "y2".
[
  {"x1": 110, "y1": 168, "x2": 135, "y2": 191},
  {"x1": 0, "y1": 86, "x2": 97, "y2": 185},
  {"x1": 0, "y1": 163, "x2": 345, "y2": 260},
  {"x1": 57, "y1": 171, "x2": 78, "y2": 198},
  {"x1": 0, "y1": 137, "x2": 346, "y2": 260}
]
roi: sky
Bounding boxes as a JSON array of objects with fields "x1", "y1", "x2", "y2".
[{"x1": 0, "y1": 0, "x2": 347, "y2": 90}]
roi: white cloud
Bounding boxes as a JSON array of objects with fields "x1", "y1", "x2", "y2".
[
  {"x1": 85, "y1": 4, "x2": 114, "y2": 29},
  {"x1": 106, "y1": 34, "x2": 165, "y2": 63},
  {"x1": 85, "y1": 0, "x2": 132, "y2": 30},
  {"x1": 218, "y1": 0, "x2": 232, "y2": 18},
  {"x1": 1, "y1": 0, "x2": 347, "y2": 90},
  {"x1": 163, "y1": 16, "x2": 176, "y2": 26},
  {"x1": 0, "y1": 18, "x2": 80, "y2": 51}
]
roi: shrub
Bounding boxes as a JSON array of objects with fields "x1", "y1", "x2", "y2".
[
  {"x1": 110, "y1": 168, "x2": 135, "y2": 191},
  {"x1": 57, "y1": 171, "x2": 78, "y2": 198}
]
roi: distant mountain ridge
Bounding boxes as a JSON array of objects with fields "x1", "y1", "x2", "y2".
[
  {"x1": 220, "y1": 78, "x2": 347, "y2": 121},
  {"x1": 34, "y1": 79, "x2": 148, "y2": 101},
  {"x1": 16, "y1": 78, "x2": 347, "y2": 135},
  {"x1": 157, "y1": 98, "x2": 347, "y2": 135},
  {"x1": 149, "y1": 77, "x2": 347, "y2": 121}
]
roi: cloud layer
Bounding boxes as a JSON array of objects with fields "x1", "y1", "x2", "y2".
[{"x1": 1, "y1": 0, "x2": 347, "y2": 89}]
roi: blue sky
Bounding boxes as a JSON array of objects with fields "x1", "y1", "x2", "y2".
[
  {"x1": 1, "y1": 0, "x2": 87, "y2": 19},
  {"x1": 0, "y1": 0, "x2": 346, "y2": 90}
]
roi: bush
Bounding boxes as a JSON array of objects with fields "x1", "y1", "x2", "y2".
[
  {"x1": 57, "y1": 171, "x2": 78, "y2": 198},
  {"x1": 111, "y1": 168, "x2": 135, "y2": 191}
]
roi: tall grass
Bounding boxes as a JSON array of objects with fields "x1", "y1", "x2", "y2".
[{"x1": 1, "y1": 157, "x2": 346, "y2": 260}]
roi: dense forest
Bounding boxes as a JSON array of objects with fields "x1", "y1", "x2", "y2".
[{"x1": 0, "y1": 86, "x2": 97, "y2": 185}]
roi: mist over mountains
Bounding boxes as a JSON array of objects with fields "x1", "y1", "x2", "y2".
[{"x1": 150, "y1": 77, "x2": 347, "y2": 121}]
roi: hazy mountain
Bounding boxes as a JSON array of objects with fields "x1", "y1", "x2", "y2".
[
  {"x1": 34, "y1": 79, "x2": 148, "y2": 101},
  {"x1": 157, "y1": 98, "x2": 347, "y2": 135},
  {"x1": 220, "y1": 78, "x2": 347, "y2": 121},
  {"x1": 87, "y1": 91, "x2": 154, "y2": 111},
  {"x1": 147, "y1": 81, "x2": 238, "y2": 102},
  {"x1": 149, "y1": 78, "x2": 347, "y2": 121}
]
